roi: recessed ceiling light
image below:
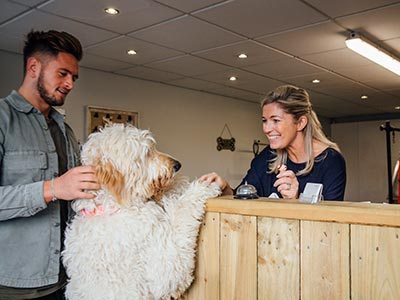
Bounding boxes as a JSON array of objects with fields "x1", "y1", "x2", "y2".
[
  {"x1": 312, "y1": 79, "x2": 320, "y2": 83},
  {"x1": 361, "y1": 95, "x2": 368, "y2": 99},
  {"x1": 229, "y1": 76, "x2": 237, "y2": 81},
  {"x1": 238, "y1": 53, "x2": 247, "y2": 59},
  {"x1": 395, "y1": 106, "x2": 400, "y2": 110},
  {"x1": 104, "y1": 7, "x2": 119, "y2": 15},
  {"x1": 127, "y1": 49, "x2": 137, "y2": 55}
]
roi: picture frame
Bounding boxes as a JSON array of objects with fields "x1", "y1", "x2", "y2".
[{"x1": 86, "y1": 106, "x2": 139, "y2": 137}]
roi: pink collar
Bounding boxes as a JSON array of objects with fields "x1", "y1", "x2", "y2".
[{"x1": 79, "y1": 205, "x2": 120, "y2": 217}]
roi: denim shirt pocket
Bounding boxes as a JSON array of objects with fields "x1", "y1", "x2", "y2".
[{"x1": 2, "y1": 150, "x2": 47, "y2": 185}]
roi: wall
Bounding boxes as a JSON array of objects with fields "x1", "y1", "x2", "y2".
[
  {"x1": 332, "y1": 120, "x2": 400, "y2": 202},
  {"x1": 0, "y1": 50, "x2": 266, "y2": 187}
]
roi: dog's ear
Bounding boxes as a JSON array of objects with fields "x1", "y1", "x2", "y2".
[{"x1": 95, "y1": 160, "x2": 125, "y2": 205}]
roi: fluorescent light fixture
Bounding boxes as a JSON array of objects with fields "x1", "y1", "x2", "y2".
[
  {"x1": 345, "y1": 33, "x2": 400, "y2": 76},
  {"x1": 229, "y1": 76, "x2": 237, "y2": 81},
  {"x1": 127, "y1": 49, "x2": 137, "y2": 55},
  {"x1": 312, "y1": 79, "x2": 320, "y2": 83},
  {"x1": 238, "y1": 53, "x2": 247, "y2": 59}
]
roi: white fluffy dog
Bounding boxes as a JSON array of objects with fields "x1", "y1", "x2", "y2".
[{"x1": 62, "y1": 124, "x2": 220, "y2": 300}]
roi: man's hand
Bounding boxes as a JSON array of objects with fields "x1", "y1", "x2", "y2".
[{"x1": 44, "y1": 166, "x2": 100, "y2": 204}]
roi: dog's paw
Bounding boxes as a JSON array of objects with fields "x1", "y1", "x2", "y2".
[{"x1": 191, "y1": 179, "x2": 221, "y2": 198}]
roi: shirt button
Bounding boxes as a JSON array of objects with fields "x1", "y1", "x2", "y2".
[
  {"x1": 53, "y1": 172, "x2": 58, "y2": 177},
  {"x1": 54, "y1": 250, "x2": 60, "y2": 254},
  {"x1": 54, "y1": 222, "x2": 60, "y2": 227}
]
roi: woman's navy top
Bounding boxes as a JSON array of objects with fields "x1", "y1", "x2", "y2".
[{"x1": 238, "y1": 147, "x2": 346, "y2": 200}]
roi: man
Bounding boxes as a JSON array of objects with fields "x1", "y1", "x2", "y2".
[{"x1": 0, "y1": 30, "x2": 99, "y2": 299}]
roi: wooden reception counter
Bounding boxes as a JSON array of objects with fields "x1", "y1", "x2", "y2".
[{"x1": 183, "y1": 197, "x2": 400, "y2": 300}]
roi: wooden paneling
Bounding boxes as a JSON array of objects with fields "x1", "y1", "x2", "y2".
[
  {"x1": 258, "y1": 217, "x2": 300, "y2": 300},
  {"x1": 301, "y1": 221, "x2": 350, "y2": 300},
  {"x1": 183, "y1": 199, "x2": 400, "y2": 299},
  {"x1": 220, "y1": 213, "x2": 257, "y2": 300},
  {"x1": 351, "y1": 225, "x2": 400, "y2": 300},
  {"x1": 187, "y1": 212, "x2": 220, "y2": 300},
  {"x1": 206, "y1": 197, "x2": 400, "y2": 227}
]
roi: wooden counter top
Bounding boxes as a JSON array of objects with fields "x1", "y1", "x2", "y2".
[{"x1": 206, "y1": 196, "x2": 400, "y2": 227}]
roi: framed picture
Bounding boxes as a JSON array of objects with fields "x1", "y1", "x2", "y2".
[{"x1": 86, "y1": 106, "x2": 139, "y2": 136}]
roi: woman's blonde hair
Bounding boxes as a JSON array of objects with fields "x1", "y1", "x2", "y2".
[{"x1": 261, "y1": 85, "x2": 340, "y2": 176}]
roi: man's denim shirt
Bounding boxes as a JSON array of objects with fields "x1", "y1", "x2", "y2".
[{"x1": 0, "y1": 91, "x2": 79, "y2": 288}]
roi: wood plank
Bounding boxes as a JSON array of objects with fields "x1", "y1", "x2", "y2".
[
  {"x1": 220, "y1": 213, "x2": 257, "y2": 300},
  {"x1": 301, "y1": 221, "x2": 350, "y2": 300},
  {"x1": 258, "y1": 217, "x2": 299, "y2": 300},
  {"x1": 186, "y1": 212, "x2": 220, "y2": 300},
  {"x1": 206, "y1": 197, "x2": 400, "y2": 227},
  {"x1": 351, "y1": 225, "x2": 400, "y2": 300}
]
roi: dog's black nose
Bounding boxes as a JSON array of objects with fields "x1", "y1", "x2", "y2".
[{"x1": 173, "y1": 160, "x2": 181, "y2": 172}]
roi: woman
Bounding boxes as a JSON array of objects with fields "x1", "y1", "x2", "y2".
[{"x1": 201, "y1": 85, "x2": 346, "y2": 200}]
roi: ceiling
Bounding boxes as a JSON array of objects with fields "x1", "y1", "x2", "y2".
[{"x1": 1, "y1": 0, "x2": 400, "y2": 120}]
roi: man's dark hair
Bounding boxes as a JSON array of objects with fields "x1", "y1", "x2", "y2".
[{"x1": 23, "y1": 30, "x2": 83, "y2": 73}]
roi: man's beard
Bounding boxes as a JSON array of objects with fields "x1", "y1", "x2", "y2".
[{"x1": 37, "y1": 72, "x2": 65, "y2": 107}]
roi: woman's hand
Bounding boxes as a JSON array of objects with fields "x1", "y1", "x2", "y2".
[
  {"x1": 199, "y1": 172, "x2": 233, "y2": 195},
  {"x1": 273, "y1": 165, "x2": 299, "y2": 199}
]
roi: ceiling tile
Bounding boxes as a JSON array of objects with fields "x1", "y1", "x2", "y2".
[
  {"x1": 309, "y1": 91, "x2": 383, "y2": 115},
  {"x1": 282, "y1": 71, "x2": 354, "y2": 89},
  {"x1": 208, "y1": 85, "x2": 263, "y2": 102},
  {"x1": 86, "y1": 36, "x2": 183, "y2": 65},
  {"x1": 80, "y1": 53, "x2": 135, "y2": 72},
  {"x1": 194, "y1": 0, "x2": 327, "y2": 38},
  {"x1": 0, "y1": 1, "x2": 29, "y2": 24},
  {"x1": 304, "y1": 0, "x2": 400, "y2": 18},
  {"x1": 334, "y1": 64, "x2": 400, "y2": 89},
  {"x1": 356, "y1": 92, "x2": 400, "y2": 107},
  {"x1": 309, "y1": 81, "x2": 379, "y2": 102},
  {"x1": 146, "y1": 55, "x2": 230, "y2": 76},
  {"x1": 130, "y1": 15, "x2": 244, "y2": 52},
  {"x1": 115, "y1": 66, "x2": 184, "y2": 82},
  {"x1": 243, "y1": 58, "x2": 321, "y2": 79},
  {"x1": 336, "y1": 4, "x2": 400, "y2": 41},
  {"x1": 195, "y1": 69, "x2": 283, "y2": 93},
  {"x1": 167, "y1": 77, "x2": 226, "y2": 91},
  {"x1": 11, "y1": 0, "x2": 44, "y2": 7},
  {"x1": 384, "y1": 88, "x2": 400, "y2": 97},
  {"x1": 303, "y1": 48, "x2": 373, "y2": 71},
  {"x1": 193, "y1": 40, "x2": 288, "y2": 67},
  {"x1": 39, "y1": 0, "x2": 183, "y2": 34},
  {"x1": 256, "y1": 21, "x2": 346, "y2": 56},
  {"x1": 376, "y1": 105, "x2": 400, "y2": 113},
  {"x1": 0, "y1": 10, "x2": 118, "y2": 50},
  {"x1": 383, "y1": 37, "x2": 400, "y2": 56},
  {"x1": 156, "y1": 0, "x2": 225, "y2": 13}
]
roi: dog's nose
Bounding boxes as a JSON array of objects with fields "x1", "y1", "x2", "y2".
[{"x1": 173, "y1": 160, "x2": 181, "y2": 172}]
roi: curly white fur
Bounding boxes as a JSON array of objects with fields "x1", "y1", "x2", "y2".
[{"x1": 62, "y1": 124, "x2": 220, "y2": 300}]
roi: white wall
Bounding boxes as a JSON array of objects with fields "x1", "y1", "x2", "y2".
[
  {"x1": 332, "y1": 120, "x2": 400, "y2": 203},
  {"x1": 0, "y1": 50, "x2": 266, "y2": 187}
]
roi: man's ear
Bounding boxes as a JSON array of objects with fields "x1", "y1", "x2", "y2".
[
  {"x1": 297, "y1": 115, "x2": 308, "y2": 132},
  {"x1": 95, "y1": 160, "x2": 125, "y2": 205},
  {"x1": 26, "y1": 56, "x2": 41, "y2": 78}
]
